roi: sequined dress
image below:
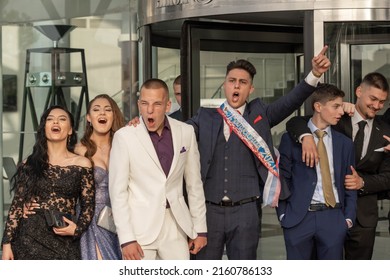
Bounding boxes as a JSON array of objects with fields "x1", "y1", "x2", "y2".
[
  {"x1": 80, "y1": 166, "x2": 121, "y2": 260},
  {"x1": 1, "y1": 164, "x2": 95, "y2": 260}
]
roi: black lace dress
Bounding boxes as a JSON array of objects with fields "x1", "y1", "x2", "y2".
[{"x1": 1, "y1": 164, "x2": 95, "y2": 260}]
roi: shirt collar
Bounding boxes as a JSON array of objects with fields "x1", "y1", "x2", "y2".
[
  {"x1": 163, "y1": 117, "x2": 171, "y2": 130},
  {"x1": 224, "y1": 101, "x2": 246, "y2": 115},
  {"x1": 352, "y1": 111, "x2": 373, "y2": 129},
  {"x1": 148, "y1": 116, "x2": 171, "y2": 136},
  {"x1": 237, "y1": 103, "x2": 246, "y2": 115},
  {"x1": 308, "y1": 118, "x2": 332, "y2": 138}
]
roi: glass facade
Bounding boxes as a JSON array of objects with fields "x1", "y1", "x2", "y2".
[
  {"x1": 324, "y1": 21, "x2": 390, "y2": 112},
  {"x1": 0, "y1": 1, "x2": 136, "y2": 236}
]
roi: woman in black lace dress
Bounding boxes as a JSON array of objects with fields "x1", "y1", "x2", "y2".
[{"x1": 1, "y1": 106, "x2": 95, "y2": 260}]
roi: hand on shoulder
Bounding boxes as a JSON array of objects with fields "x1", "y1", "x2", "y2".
[{"x1": 342, "y1": 102, "x2": 355, "y2": 116}]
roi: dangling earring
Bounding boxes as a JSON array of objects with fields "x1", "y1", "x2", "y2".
[{"x1": 67, "y1": 135, "x2": 71, "y2": 145}]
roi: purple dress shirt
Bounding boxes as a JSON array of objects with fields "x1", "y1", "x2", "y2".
[{"x1": 149, "y1": 118, "x2": 174, "y2": 177}]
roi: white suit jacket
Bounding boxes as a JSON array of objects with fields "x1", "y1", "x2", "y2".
[{"x1": 109, "y1": 116, "x2": 207, "y2": 246}]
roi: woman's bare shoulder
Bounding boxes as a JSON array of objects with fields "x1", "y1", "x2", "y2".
[
  {"x1": 74, "y1": 143, "x2": 87, "y2": 156},
  {"x1": 67, "y1": 152, "x2": 92, "y2": 168}
]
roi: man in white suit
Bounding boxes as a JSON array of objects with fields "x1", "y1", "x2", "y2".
[{"x1": 109, "y1": 78, "x2": 207, "y2": 260}]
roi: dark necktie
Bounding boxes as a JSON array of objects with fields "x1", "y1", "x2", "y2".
[
  {"x1": 354, "y1": 120, "x2": 367, "y2": 164},
  {"x1": 315, "y1": 130, "x2": 336, "y2": 207}
]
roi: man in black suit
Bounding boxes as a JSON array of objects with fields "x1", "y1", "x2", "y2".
[{"x1": 286, "y1": 72, "x2": 390, "y2": 259}]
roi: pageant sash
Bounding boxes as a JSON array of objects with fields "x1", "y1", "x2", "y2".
[{"x1": 217, "y1": 101, "x2": 281, "y2": 207}]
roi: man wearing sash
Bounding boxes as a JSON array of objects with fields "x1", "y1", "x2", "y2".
[{"x1": 188, "y1": 46, "x2": 330, "y2": 260}]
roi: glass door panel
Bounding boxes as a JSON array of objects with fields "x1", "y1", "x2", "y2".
[
  {"x1": 178, "y1": 20, "x2": 306, "y2": 147},
  {"x1": 324, "y1": 21, "x2": 390, "y2": 109},
  {"x1": 156, "y1": 47, "x2": 180, "y2": 114}
]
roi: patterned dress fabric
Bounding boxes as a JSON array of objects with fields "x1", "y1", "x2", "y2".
[
  {"x1": 80, "y1": 166, "x2": 122, "y2": 260},
  {"x1": 1, "y1": 164, "x2": 95, "y2": 260}
]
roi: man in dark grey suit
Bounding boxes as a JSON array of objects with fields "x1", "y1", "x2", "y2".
[
  {"x1": 286, "y1": 72, "x2": 390, "y2": 259},
  {"x1": 187, "y1": 46, "x2": 330, "y2": 260},
  {"x1": 169, "y1": 75, "x2": 183, "y2": 121}
]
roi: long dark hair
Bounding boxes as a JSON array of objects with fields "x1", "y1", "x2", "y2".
[
  {"x1": 80, "y1": 94, "x2": 125, "y2": 163},
  {"x1": 11, "y1": 105, "x2": 77, "y2": 201}
]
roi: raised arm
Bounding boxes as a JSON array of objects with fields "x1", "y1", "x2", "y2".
[
  {"x1": 311, "y1": 45, "x2": 331, "y2": 78},
  {"x1": 265, "y1": 46, "x2": 330, "y2": 127}
]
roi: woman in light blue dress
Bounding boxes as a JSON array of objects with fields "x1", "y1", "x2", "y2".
[{"x1": 75, "y1": 94, "x2": 125, "y2": 260}]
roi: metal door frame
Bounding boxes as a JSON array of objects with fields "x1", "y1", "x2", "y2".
[
  {"x1": 180, "y1": 20, "x2": 306, "y2": 119},
  {"x1": 340, "y1": 37, "x2": 390, "y2": 102}
]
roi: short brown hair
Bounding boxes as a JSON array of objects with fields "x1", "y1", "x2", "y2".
[
  {"x1": 173, "y1": 75, "x2": 181, "y2": 86},
  {"x1": 140, "y1": 78, "x2": 169, "y2": 97},
  {"x1": 361, "y1": 72, "x2": 389, "y2": 93},
  {"x1": 226, "y1": 59, "x2": 257, "y2": 81},
  {"x1": 311, "y1": 83, "x2": 345, "y2": 110}
]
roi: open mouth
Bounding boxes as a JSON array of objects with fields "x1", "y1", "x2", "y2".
[
  {"x1": 51, "y1": 127, "x2": 61, "y2": 132},
  {"x1": 98, "y1": 118, "x2": 107, "y2": 124},
  {"x1": 147, "y1": 118, "x2": 155, "y2": 125},
  {"x1": 232, "y1": 92, "x2": 240, "y2": 101}
]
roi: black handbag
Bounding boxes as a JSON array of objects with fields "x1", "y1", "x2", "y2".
[{"x1": 44, "y1": 209, "x2": 75, "y2": 228}]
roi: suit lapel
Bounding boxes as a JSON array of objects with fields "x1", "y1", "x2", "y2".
[
  {"x1": 245, "y1": 102, "x2": 274, "y2": 174},
  {"x1": 210, "y1": 110, "x2": 223, "y2": 155},
  {"x1": 167, "y1": 118, "x2": 181, "y2": 179},
  {"x1": 336, "y1": 115, "x2": 353, "y2": 138},
  {"x1": 331, "y1": 130, "x2": 343, "y2": 194},
  {"x1": 246, "y1": 104, "x2": 260, "y2": 130},
  {"x1": 136, "y1": 117, "x2": 164, "y2": 174}
]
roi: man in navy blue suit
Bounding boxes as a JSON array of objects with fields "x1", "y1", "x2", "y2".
[
  {"x1": 277, "y1": 84, "x2": 357, "y2": 259},
  {"x1": 188, "y1": 46, "x2": 331, "y2": 260},
  {"x1": 286, "y1": 72, "x2": 390, "y2": 259}
]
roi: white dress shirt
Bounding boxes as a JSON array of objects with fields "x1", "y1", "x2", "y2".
[
  {"x1": 351, "y1": 111, "x2": 373, "y2": 160},
  {"x1": 308, "y1": 119, "x2": 340, "y2": 204}
]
